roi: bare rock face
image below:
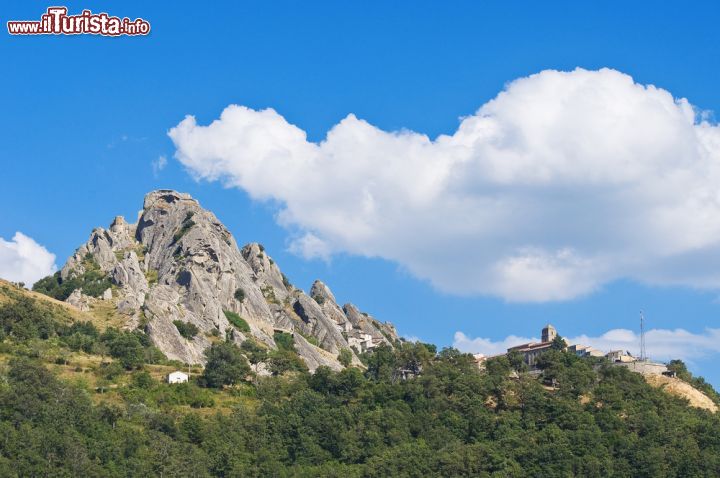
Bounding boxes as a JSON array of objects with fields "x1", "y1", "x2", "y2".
[
  {"x1": 294, "y1": 333, "x2": 344, "y2": 372},
  {"x1": 291, "y1": 291, "x2": 349, "y2": 355},
  {"x1": 143, "y1": 285, "x2": 211, "y2": 365},
  {"x1": 112, "y1": 251, "x2": 148, "y2": 313},
  {"x1": 54, "y1": 190, "x2": 401, "y2": 369},
  {"x1": 241, "y1": 242, "x2": 291, "y2": 303}
]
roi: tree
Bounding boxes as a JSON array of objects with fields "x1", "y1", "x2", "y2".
[
  {"x1": 268, "y1": 349, "x2": 308, "y2": 375},
  {"x1": 201, "y1": 341, "x2": 251, "y2": 388},
  {"x1": 338, "y1": 348, "x2": 353, "y2": 367},
  {"x1": 396, "y1": 341, "x2": 434, "y2": 376},
  {"x1": 365, "y1": 344, "x2": 397, "y2": 381},
  {"x1": 551, "y1": 335, "x2": 567, "y2": 351},
  {"x1": 507, "y1": 350, "x2": 528, "y2": 372},
  {"x1": 241, "y1": 338, "x2": 268, "y2": 373},
  {"x1": 667, "y1": 359, "x2": 690, "y2": 380},
  {"x1": 103, "y1": 331, "x2": 145, "y2": 369}
]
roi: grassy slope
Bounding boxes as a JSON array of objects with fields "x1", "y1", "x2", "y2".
[{"x1": 0, "y1": 279, "x2": 254, "y2": 415}]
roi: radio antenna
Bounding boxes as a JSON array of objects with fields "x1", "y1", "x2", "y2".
[{"x1": 639, "y1": 310, "x2": 646, "y2": 362}]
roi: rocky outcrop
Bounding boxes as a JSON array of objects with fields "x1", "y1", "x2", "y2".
[
  {"x1": 344, "y1": 303, "x2": 398, "y2": 345},
  {"x1": 310, "y1": 280, "x2": 352, "y2": 332},
  {"x1": 292, "y1": 291, "x2": 349, "y2": 355},
  {"x1": 112, "y1": 251, "x2": 148, "y2": 314},
  {"x1": 241, "y1": 242, "x2": 291, "y2": 303},
  {"x1": 54, "y1": 190, "x2": 401, "y2": 369},
  {"x1": 66, "y1": 288, "x2": 92, "y2": 312}
]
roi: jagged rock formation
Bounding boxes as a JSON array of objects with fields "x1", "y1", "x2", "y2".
[{"x1": 52, "y1": 190, "x2": 400, "y2": 371}]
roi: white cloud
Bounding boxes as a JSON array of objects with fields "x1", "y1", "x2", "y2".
[
  {"x1": 152, "y1": 155, "x2": 167, "y2": 176},
  {"x1": 169, "y1": 67, "x2": 720, "y2": 302},
  {"x1": 453, "y1": 331, "x2": 537, "y2": 357},
  {"x1": 0, "y1": 232, "x2": 57, "y2": 286},
  {"x1": 454, "y1": 328, "x2": 720, "y2": 362}
]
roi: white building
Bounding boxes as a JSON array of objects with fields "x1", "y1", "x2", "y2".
[
  {"x1": 606, "y1": 350, "x2": 635, "y2": 363},
  {"x1": 347, "y1": 330, "x2": 375, "y2": 353},
  {"x1": 168, "y1": 371, "x2": 189, "y2": 384},
  {"x1": 335, "y1": 319, "x2": 353, "y2": 334},
  {"x1": 568, "y1": 344, "x2": 604, "y2": 358}
]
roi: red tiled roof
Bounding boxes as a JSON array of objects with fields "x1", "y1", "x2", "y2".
[{"x1": 508, "y1": 342, "x2": 553, "y2": 352}]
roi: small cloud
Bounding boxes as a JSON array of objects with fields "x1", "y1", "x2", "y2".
[
  {"x1": 152, "y1": 155, "x2": 167, "y2": 176},
  {"x1": 0, "y1": 232, "x2": 57, "y2": 286},
  {"x1": 453, "y1": 331, "x2": 537, "y2": 356},
  {"x1": 107, "y1": 134, "x2": 147, "y2": 149}
]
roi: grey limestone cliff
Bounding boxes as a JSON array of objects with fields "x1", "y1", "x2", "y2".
[{"x1": 55, "y1": 190, "x2": 401, "y2": 371}]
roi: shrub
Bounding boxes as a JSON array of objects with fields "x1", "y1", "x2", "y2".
[
  {"x1": 64, "y1": 332, "x2": 96, "y2": 353},
  {"x1": 173, "y1": 320, "x2": 199, "y2": 339},
  {"x1": 145, "y1": 269, "x2": 159, "y2": 285},
  {"x1": 241, "y1": 339, "x2": 268, "y2": 366},
  {"x1": 224, "y1": 310, "x2": 250, "y2": 333},
  {"x1": 97, "y1": 361, "x2": 125, "y2": 380},
  {"x1": 172, "y1": 213, "x2": 196, "y2": 244},
  {"x1": 234, "y1": 288, "x2": 245, "y2": 302},
  {"x1": 338, "y1": 348, "x2": 353, "y2": 367},
  {"x1": 273, "y1": 331, "x2": 295, "y2": 351},
  {"x1": 260, "y1": 286, "x2": 279, "y2": 304},
  {"x1": 298, "y1": 331, "x2": 319, "y2": 347},
  {"x1": 132, "y1": 371, "x2": 156, "y2": 389}
]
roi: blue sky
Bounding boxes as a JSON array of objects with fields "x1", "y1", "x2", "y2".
[{"x1": 2, "y1": 1, "x2": 720, "y2": 384}]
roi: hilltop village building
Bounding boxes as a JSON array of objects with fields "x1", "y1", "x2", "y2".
[
  {"x1": 475, "y1": 324, "x2": 671, "y2": 377},
  {"x1": 347, "y1": 329, "x2": 385, "y2": 353},
  {"x1": 506, "y1": 324, "x2": 561, "y2": 367}
]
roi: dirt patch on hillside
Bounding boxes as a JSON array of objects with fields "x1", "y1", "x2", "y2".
[{"x1": 645, "y1": 374, "x2": 717, "y2": 413}]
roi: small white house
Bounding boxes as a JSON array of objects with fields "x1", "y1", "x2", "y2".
[{"x1": 168, "y1": 371, "x2": 189, "y2": 384}]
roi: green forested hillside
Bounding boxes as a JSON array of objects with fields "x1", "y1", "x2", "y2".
[{"x1": 0, "y1": 283, "x2": 719, "y2": 477}]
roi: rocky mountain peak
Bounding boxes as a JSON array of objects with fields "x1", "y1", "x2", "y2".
[
  {"x1": 310, "y1": 280, "x2": 336, "y2": 304},
  {"x1": 47, "y1": 190, "x2": 401, "y2": 371},
  {"x1": 142, "y1": 189, "x2": 197, "y2": 210}
]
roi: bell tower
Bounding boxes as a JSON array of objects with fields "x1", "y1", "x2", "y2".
[{"x1": 541, "y1": 324, "x2": 557, "y2": 343}]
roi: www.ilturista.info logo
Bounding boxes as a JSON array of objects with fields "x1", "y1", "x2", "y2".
[{"x1": 7, "y1": 7, "x2": 150, "y2": 36}]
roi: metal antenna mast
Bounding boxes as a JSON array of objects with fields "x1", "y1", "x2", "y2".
[{"x1": 639, "y1": 310, "x2": 646, "y2": 362}]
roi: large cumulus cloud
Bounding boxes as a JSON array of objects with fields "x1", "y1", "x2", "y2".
[{"x1": 169, "y1": 68, "x2": 720, "y2": 302}]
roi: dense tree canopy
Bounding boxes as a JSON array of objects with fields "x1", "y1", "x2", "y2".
[{"x1": 0, "y1": 291, "x2": 719, "y2": 476}]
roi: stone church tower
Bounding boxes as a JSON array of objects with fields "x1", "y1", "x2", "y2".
[{"x1": 541, "y1": 324, "x2": 557, "y2": 343}]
